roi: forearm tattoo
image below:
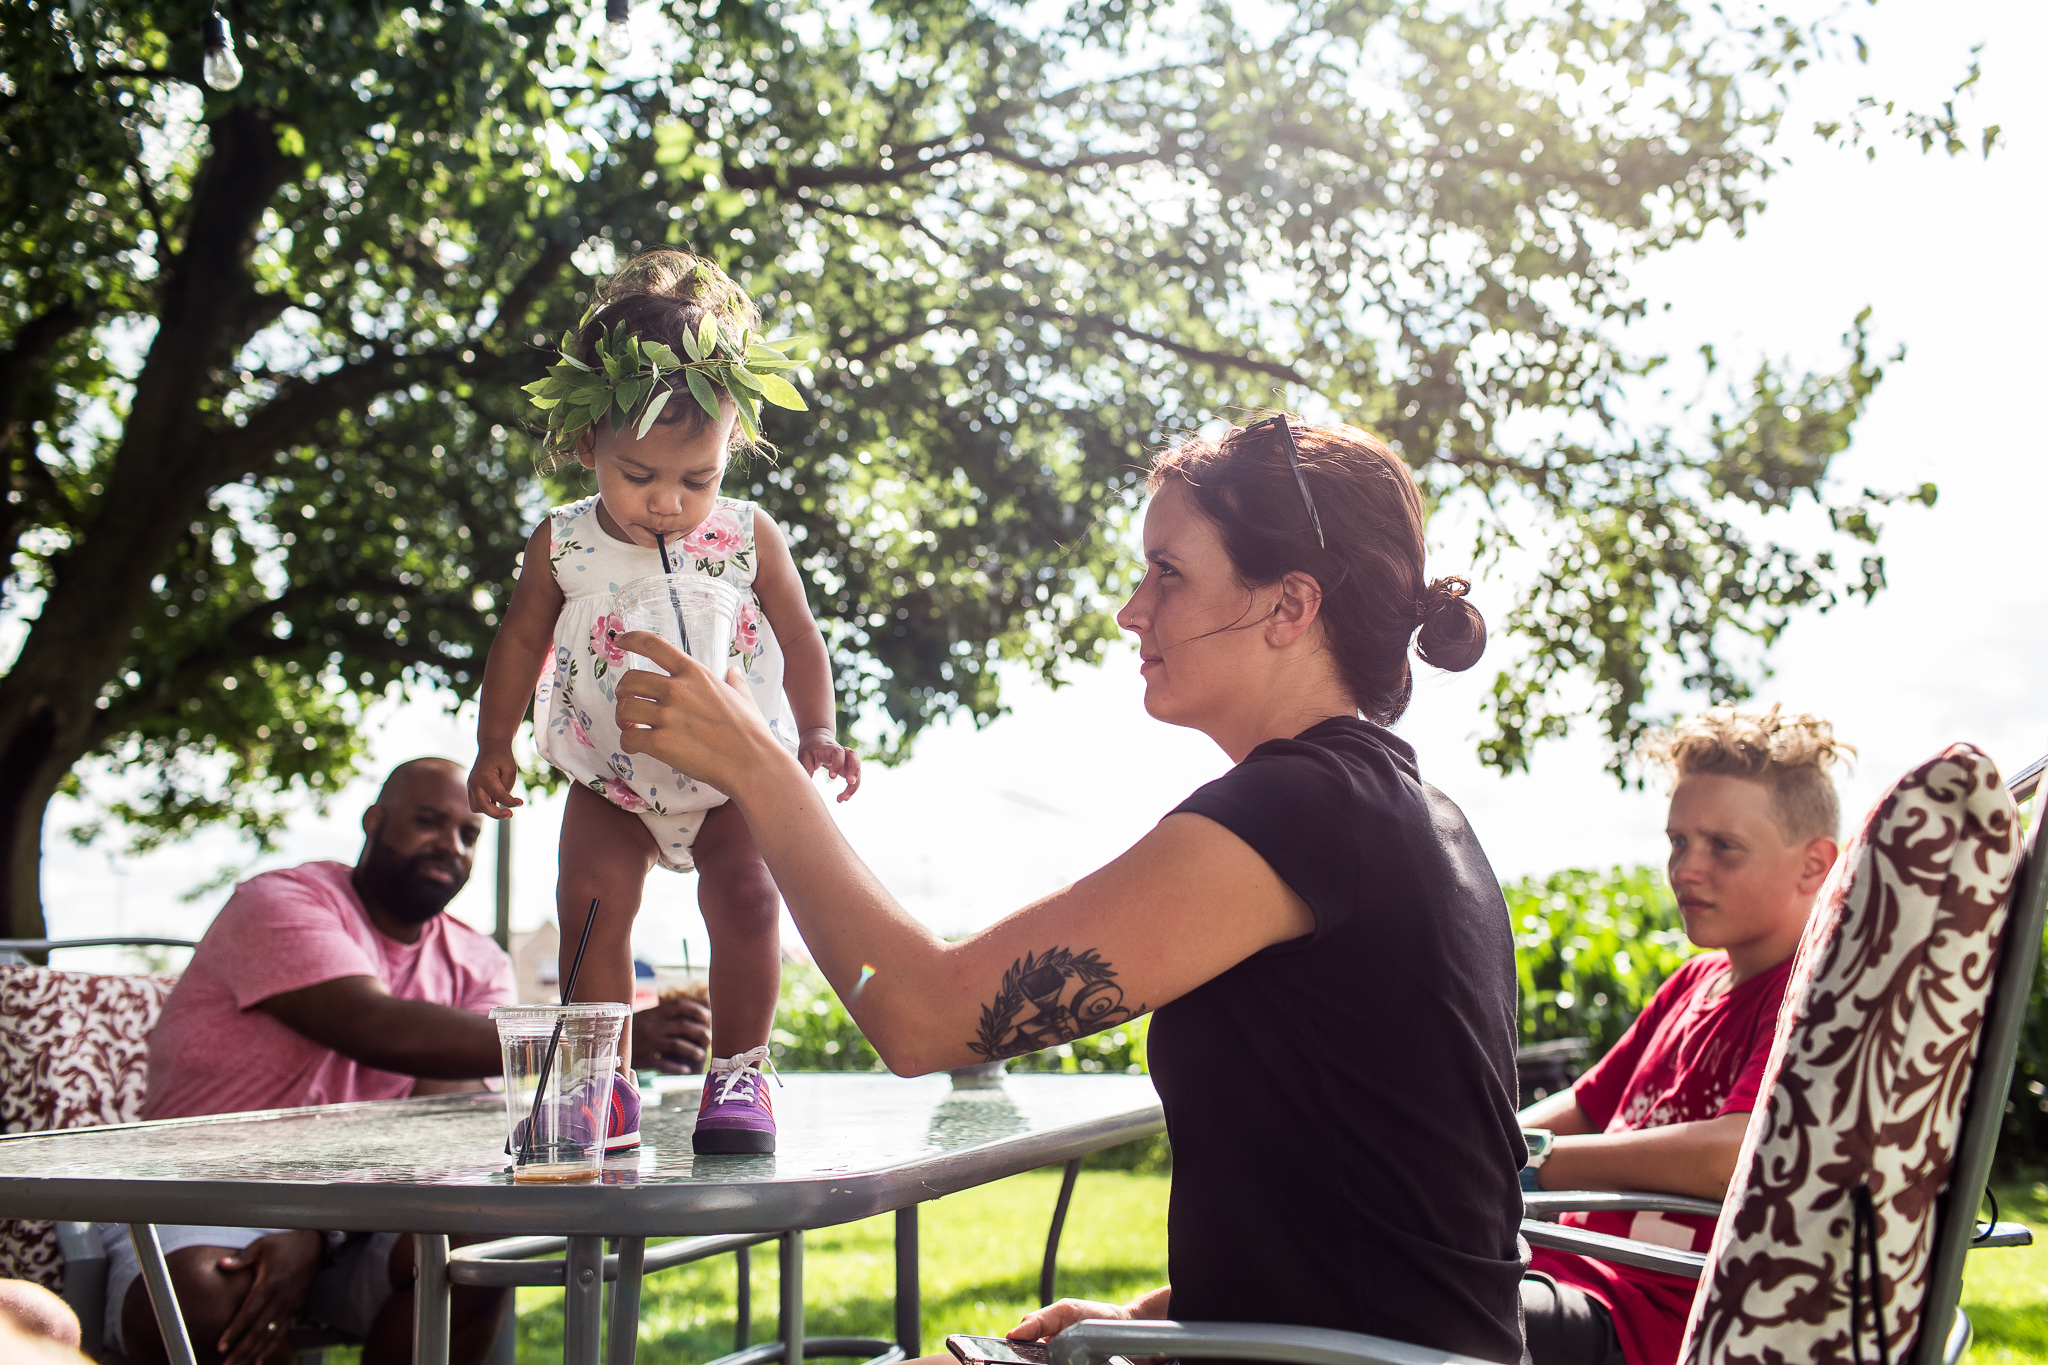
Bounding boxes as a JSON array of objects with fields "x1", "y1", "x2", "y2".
[{"x1": 968, "y1": 946, "x2": 1147, "y2": 1062}]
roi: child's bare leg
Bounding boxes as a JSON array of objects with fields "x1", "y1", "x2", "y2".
[
  {"x1": 692, "y1": 802, "x2": 782, "y2": 1058},
  {"x1": 558, "y1": 782, "x2": 659, "y2": 1067}
]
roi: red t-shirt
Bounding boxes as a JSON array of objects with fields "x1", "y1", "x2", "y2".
[
  {"x1": 1529, "y1": 951, "x2": 1794, "y2": 1365},
  {"x1": 145, "y1": 861, "x2": 515, "y2": 1120}
]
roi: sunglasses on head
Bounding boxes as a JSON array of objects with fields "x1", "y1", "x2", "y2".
[{"x1": 1242, "y1": 415, "x2": 1326, "y2": 549}]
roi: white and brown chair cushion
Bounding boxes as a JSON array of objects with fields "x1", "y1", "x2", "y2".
[
  {"x1": 0, "y1": 965, "x2": 177, "y2": 1290},
  {"x1": 1681, "y1": 743, "x2": 2023, "y2": 1365}
]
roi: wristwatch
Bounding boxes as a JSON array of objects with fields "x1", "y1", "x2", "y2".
[{"x1": 1520, "y1": 1128, "x2": 1554, "y2": 1192}]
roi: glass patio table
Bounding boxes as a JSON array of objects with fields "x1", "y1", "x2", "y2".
[{"x1": 0, "y1": 1072, "x2": 1163, "y2": 1365}]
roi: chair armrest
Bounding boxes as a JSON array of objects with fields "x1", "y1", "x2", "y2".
[
  {"x1": 451, "y1": 1235, "x2": 571, "y2": 1263},
  {"x1": 55, "y1": 1222, "x2": 108, "y2": 1361},
  {"x1": 1971, "y1": 1222, "x2": 2033, "y2": 1249},
  {"x1": 54, "y1": 1222, "x2": 106, "y2": 1262},
  {"x1": 1523, "y1": 1201, "x2": 2027, "y2": 1247},
  {"x1": 1048, "y1": 1320, "x2": 1504, "y2": 1365},
  {"x1": 0, "y1": 937, "x2": 197, "y2": 953},
  {"x1": 1523, "y1": 1191, "x2": 1724, "y2": 1221},
  {"x1": 448, "y1": 1231, "x2": 781, "y2": 1287},
  {"x1": 1520, "y1": 1219, "x2": 1706, "y2": 1279}
]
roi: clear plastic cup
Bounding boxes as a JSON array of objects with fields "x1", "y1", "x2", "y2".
[
  {"x1": 651, "y1": 963, "x2": 710, "y2": 1005},
  {"x1": 490, "y1": 1003, "x2": 629, "y2": 1182},
  {"x1": 613, "y1": 575, "x2": 741, "y2": 676}
]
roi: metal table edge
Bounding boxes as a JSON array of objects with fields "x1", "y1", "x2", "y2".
[
  {"x1": 0, "y1": 1089, "x2": 498, "y2": 1145},
  {"x1": 0, "y1": 1089, "x2": 1164, "y2": 1237}
]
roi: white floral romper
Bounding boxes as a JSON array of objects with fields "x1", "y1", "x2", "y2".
[{"x1": 535, "y1": 494, "x2": 800, "y2": 871}]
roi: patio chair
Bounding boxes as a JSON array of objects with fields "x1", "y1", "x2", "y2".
[
  {"x1": 0, "y1": 939, "x2": 187, "y2": 1360},
  {"x1": 1049, "y1": 743, "x2": 2046, "y2": 1365},
  {"x1": 0, "y1": 938, "x2": 397, "y2": 1364}
]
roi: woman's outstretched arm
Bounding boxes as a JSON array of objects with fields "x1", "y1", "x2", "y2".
[{"x1": 616, "y1": 632, "x2": 1313, "y2": 1076}]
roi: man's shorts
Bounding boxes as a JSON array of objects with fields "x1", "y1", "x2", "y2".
[
  {"x1": 1520, "y1": 1271, "x2": 1626, "y2": 1365},
  {"x1": 96, "y1": 1223, "x2": 402, "y2": 1355}
]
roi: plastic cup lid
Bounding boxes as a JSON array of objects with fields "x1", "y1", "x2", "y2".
[{"x1": 489, "y1": 1002, "x2": 630, "y2": 1022}]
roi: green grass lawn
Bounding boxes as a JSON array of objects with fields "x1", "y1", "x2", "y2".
[
  {"x1": 1958, "y1": 1178, "x2": 2048, "y2": 1365},
  {"x1": 512, "y1": 1166, "x2": 1170, "y2": 1362},
  {"x1": 330, "y1": 1169, "x2": 2048, "y2": 1363}
]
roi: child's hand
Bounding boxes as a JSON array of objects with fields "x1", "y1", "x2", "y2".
[
  {"x1": 798, "y1": 729, "x2": 862, "y2": 802},
  {"x1": 468, "y1": 742, "x2": 524, "y2": 818}
]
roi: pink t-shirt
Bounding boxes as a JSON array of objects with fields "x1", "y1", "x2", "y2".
[
  {"x1": 144, "y1": 861, "x2": 516, "y2": 1120},
  {"x1": 1529, "y1": 951, "x2": 1794, "y2": 1365}
]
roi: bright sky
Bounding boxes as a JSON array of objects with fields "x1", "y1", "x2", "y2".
[{"x1": 42, "y1": 0, "x2": 2048, "y2": 969}]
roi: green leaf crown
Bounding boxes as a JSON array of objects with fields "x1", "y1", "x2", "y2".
[{"x1": 522, "y1": 302, "x2": 808, "y2": 458}]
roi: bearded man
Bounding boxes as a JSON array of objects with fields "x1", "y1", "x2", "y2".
[{"x1": 106, "y1": 757, "x2": 710, "y2": 1365}]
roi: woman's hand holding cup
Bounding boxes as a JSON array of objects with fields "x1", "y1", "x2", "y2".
[{"x1": 615, "y1": 630, "x2": 780, "y2": 796}]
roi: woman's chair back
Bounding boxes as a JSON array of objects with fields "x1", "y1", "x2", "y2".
[
  {"x1": 1680, "y1": 744, "x2": 2044, "y2": 1365},
  {"x1": 1907, "y1": 753, "x2": 2046, "y2": 1364}
]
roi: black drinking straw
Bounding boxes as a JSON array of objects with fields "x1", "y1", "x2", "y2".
[
  {"x1": 654, "y1": 532, "x2": 692, "y2": 657},
  {"x1": 520, "y1": 896, "x2": 602, "y2": 1164}
]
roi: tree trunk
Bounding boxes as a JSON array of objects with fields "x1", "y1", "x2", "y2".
[
  {"x1": 0, "y1": 701, "x2": 64, "y2": 942},
  {"x1": 0, "y1": 504, "x2": 227, "y2": 938},
  {"x1": 0, "y1": 106, "x2": 289, "y2": 939}
]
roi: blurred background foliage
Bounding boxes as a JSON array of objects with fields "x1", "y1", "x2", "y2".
[
  {"x1": 769, "y1": 965, "x2": 884, "y2": 1073},
  {"x1": 770, "y1": 963, "x2": 1150, "y2": 1077},
  {"x1": 2012, "y1": 801, "x2": 2048, "y2": 1171},
  {"x1": 1510, "y1": 864, "x2": 1694, "y2": 1056},
  {"x1": 2017, "y1": 920, "x2": 2048, "y2": 1172}
]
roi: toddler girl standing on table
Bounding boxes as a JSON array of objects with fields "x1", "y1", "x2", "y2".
[{"x1": 468, "y1": 249, "x2": 860, "y2": 1155}]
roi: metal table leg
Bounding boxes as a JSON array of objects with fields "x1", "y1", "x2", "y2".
[
  {"x1": 895, "y1": 1206, "x2": 920, "y2": 1358},
  {"x1": 128, "y1": 1224, "x2": 198, "y2": 1365},
  {"x1": 415, "y1": 1233, "x2": 452, "y2": 1365},
  {"x1": 565, "y1": 1235, "x2": 605, "y2": 1365},
  {"x1": 607, "y1": 1236, "x2": 646, "y2": 1365},
  {"x1": 1039, "y1": 1159, "x2": 1082, "y2": 1307},
  {"x1": 736, "y1": 1242, "x2": 752, "y2": 1351},
  {"x1": 780, "y1": 1229, "x2": 804, "y2": 1365}
]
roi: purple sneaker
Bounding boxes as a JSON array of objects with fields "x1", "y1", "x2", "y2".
[
  {"x1": 508, "y1": 1073, "x2": 641, "y2": 1155},
  {"x1": 693, "y1": 1046, "x2": 779, "y2": 1154},
  {"x1": 603, "y1": 1072, "x2": 642, "y2": 1152}
]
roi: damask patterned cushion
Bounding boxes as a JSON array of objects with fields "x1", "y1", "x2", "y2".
[
  {"x1": 1681, "y1": 744, "x2": 2022, "y2": 1365},
  {"x1": 0, "y1": 966, "x2": 178, "y2": 1291}
]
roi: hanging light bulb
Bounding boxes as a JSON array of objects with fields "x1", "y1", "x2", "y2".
[
  {"x1": 599, "y1": 0, "x2": 633, "y2": 63},
  {"x1": 201, "y1": 10, "x2": 244, "y2": 91}
]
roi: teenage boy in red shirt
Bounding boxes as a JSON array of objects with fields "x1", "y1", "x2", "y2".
[{"x1": 1517, "y1": 707, "x2": 1851, "y2": 1365}]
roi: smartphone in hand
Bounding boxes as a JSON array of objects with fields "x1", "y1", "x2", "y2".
[{"x1": 946, "y1": 1336, "x2": 1050, "y2": 1365}]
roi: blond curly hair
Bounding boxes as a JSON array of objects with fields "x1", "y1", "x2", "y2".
[{"x1": 1641, "y1": 704, "x2": 1854, "y2": 841}]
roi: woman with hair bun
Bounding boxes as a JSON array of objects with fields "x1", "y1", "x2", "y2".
[{"x1": 614, "y1": 415, "x2": 1525, "y2": 1364}]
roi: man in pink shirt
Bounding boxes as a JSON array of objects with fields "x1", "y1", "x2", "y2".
[
  {"x1": 1515, "y1": 707, "x2": 1852, "y2": 1365},
  {"x1": 108, "y1": 758, "x2": 711, "y2": 1365}
]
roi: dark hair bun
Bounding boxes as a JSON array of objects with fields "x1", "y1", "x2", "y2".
[
  {"x1": 1149, "y1": 420, "x2": 1485, "y2": 724},
  {"x1": 1415, "y1": 577, "x2": 1486, "y2": 672}
]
